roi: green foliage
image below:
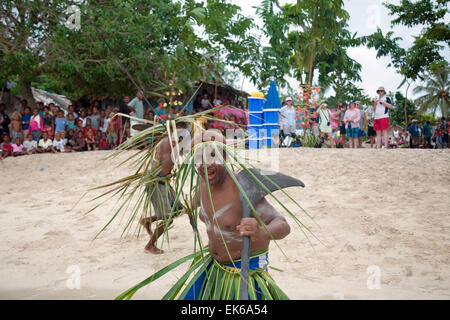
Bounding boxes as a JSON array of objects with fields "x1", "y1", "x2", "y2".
[
  {"x1": 413, "y1": 66, "x2": 450, "y2": 117},
  {"x1": 255, "y1": 0, "x2": 368, "y2": 104},
  {"x1": 384, "y1": 0, "x2": 449, "y2": 43},
  {"x1": 255, "y1": 0, "x2": 352, "y2": 90},
  {"x1": 364, "y1": 0, "x2": 448, "y2": 83},
  {"x1": 389, "y1": 91, "x2": 418, "y2": 127},
  {"x1": 1, "y1": 0, "x2": 259, "y2": 101},
  {"x1": 253, "y1": 0, "x2": 291, "y2": 88},
  {"x1": 298, "y1": 133, "x2": 321, "y2": 148}
]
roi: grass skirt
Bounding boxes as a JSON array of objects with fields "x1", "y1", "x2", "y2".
[{"x1": 117, "y1": 247, "x2": 289, "y2": 300}]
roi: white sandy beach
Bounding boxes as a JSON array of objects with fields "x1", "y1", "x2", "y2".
[{"x1": 0, "y1": 148, "x2": 449, "y2": 300}]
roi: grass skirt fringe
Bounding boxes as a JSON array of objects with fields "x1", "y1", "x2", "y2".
[{"x1": 116, "y1": 248, "x2": 289, "y2": 300}]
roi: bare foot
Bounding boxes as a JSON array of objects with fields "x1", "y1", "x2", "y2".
[{"x1": 144, "y1": 244, "x2": 164, "y2": 254}]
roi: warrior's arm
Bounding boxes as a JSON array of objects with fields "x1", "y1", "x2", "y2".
[
  {"x1": 156, "y1": 139, "x2": 174, "y2": 176},
  {"x1": 237, "y1": 198, "x2": 290, "y2": 241}
]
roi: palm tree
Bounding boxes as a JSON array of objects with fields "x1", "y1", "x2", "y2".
[{"x1": 413, "y1": 67, "x2": 450, "y2": 118}]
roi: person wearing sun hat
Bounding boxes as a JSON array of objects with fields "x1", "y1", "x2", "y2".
[
  {"x1": 373, "y1": 86, "x2": 393, "y2": 149},
  {"x1": 344, "y1": 101, "x2": 360, "y2": 148},
  {"x1": 279, "y1": 96, "x2": 297, "y2": 146}
]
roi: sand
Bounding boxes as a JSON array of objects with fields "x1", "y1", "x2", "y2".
[{"x1": 0, "y1": 148, "x2": 449, "y2": 300}]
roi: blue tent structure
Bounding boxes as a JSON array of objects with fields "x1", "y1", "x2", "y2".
[
  {"x1": 262, "y1": 81, "x2": 282, "y2": 147},
  {"x1": 247, "y1": 97, "x2": 264, "y2": 149}
]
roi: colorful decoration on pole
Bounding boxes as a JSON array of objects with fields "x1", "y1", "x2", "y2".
[{"x1": 297, "y1": 85, "x2": 321, "y2": 133}]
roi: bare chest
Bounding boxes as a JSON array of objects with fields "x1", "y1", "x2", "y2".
[{"x1": 198, "y1": 181, "x2": 242, "y2": 235}]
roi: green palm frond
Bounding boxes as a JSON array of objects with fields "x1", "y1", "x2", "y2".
[{"x1": 413, "y1": 66, "x2": 450, "y2": 117}]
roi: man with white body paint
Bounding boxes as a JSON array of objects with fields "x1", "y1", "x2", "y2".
[{"x1": 192, "y1": 131, "x2": 290, "y2": 264}]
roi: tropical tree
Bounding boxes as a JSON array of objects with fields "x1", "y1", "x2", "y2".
[
  {"x1": 0, "y1": 0, "x2": 71, "y2": 104},
  {"x1": 364, "y1": 0, "x2": 449, "y2": 127},
  {"x1": 1, "y1": 0, "x2": 259, "y2": 104},
  {"x1": 255, "y1": 0, "x2": 350, "y2": 88},
  {"x1": 253, "y1": 0, "x2": 291, "y2": 88},
  {"x1": 316, "y1": 28, "x2": 365, "y2": 103},
  {"x1": 389, "y1": 91, "x2": 418, "y2": 127},
  {"x1": 384, "y1": 0, "x2": 449, "y2": 44},
  {"x1": 413, "y1": 67, "x2": 450, "y2": 118}
]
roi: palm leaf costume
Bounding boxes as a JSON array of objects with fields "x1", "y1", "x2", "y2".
[{"x1": 89, "y1": 106, "x2": 318, "y2": 300}]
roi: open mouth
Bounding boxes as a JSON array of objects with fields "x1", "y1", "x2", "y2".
[{"x1": 207, "y1": 169, "x2": 216, "y2": 181}]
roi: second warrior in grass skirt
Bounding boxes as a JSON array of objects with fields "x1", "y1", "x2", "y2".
[{"x1": 138, "y1": 123, "x2": 187, "y2": 254}]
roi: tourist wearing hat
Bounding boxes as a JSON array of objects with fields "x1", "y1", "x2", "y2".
[
  {"x1": 279, "y1": 97, "x2": 297, "y2": 145},
  {"x1": 335, "y1": 102, "x2": 348, "y2": 147},
  {"x1": 344, "y1": 101, "x2": 360, "y2": 148},
  {"x1": 318, "y1": 101, "x2": 334, "y2": 148},
  {"x1": 373, "y1": 86, "x2": 393, "y2": 149}
]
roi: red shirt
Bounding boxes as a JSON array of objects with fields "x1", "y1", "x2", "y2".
[
  {"x1": 83, "y1": 126, "x2": 97, "y2": 138},
  {"x1": 2, "y1": 143, "x2": 12, "y2": 153},
  {"x1": 100, "y1": 139, "x2": 108, "y2": 149}
]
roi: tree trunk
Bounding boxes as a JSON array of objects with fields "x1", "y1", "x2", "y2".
[
  {"x1": 336, "y1": 76, "x2": 342, "y2": 102},
  {"x1": 307, "y1": 42, "x2": 316, "y2": 87},
  {"x1": 18, "y1": 77, "x2": 36, "y2": 110},
  {"x1": 307, "y1": 1, "x2": 319, "y2": 87},
  {"x1": 404, "y1": 81, "x2": 411, "y2": 128}
]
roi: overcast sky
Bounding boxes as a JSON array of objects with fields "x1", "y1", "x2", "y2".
[{"x1": 230, "y1": 0, "x2": 449, "y2": 100}]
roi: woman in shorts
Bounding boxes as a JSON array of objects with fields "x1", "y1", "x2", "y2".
[
  {"x1": 344, "y1": 101, "x2": 360, "y2": 149},
  {"x1": 373, "y1": 87, "x2": 393, "y2": 149}
]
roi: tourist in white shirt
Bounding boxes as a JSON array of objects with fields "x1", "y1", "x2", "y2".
[
  {"x1": 200, "y1": 94, "x2": 213, "y2": 109},
  {"x1": 279, "y1": 97, "x2": 297, "y2": 139},
  {"x1": 373, "y1": 86, "x2": 393, "y2": 149}
]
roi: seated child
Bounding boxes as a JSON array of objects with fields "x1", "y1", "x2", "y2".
[
  {"x1": 98, "y1": 132, "x2": 109, "y2": 150},
  {"x1": 23, "y1": 133, "x2": 38, "y2": 154},
  {"x1": 52, "y1": 131, "x2": 66, "y2": 152},
  {"x1": 85, "y1": 129, "x2": 97, "y2": 151},
  {"x1": 388, "y1": 137, "x2": 398, "y2": 149},
  {"x1": 66, "y1": 129, "x2": 76, "y2": 151},
  {"x1": 38, "y1": 132, "x2": 56, "y2": 153},
  {"x1": 11, "y1": 137, "x2": 28, "y2": 156},
  {"x1": 1, "y1": 134, "x2": 12, "y2": 158},
  {"x1": 72, "y1": 130, "x2": 86, "y2": 152}
]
